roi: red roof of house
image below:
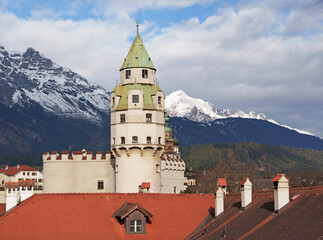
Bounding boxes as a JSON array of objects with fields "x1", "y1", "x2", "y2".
[
  {"x1": 188, "y1": 186, "x2": 323, "y2": 240},
  {"x1": 217, "y1": 178, "x2": 227, "y2": 187},
  {"x1": 112, "y1": 202, "x2": 153, "y2": 219},
  {"x1": 0, "y1": 204, "x2": 5, "y2": 215},
  {"x1": 0, "y1": 193, "x2": 213, "y2": 239},
  {"x1": 0, "y1": 165, "x2": 37, "y2": 176}
]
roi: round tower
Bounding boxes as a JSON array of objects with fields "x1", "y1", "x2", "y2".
[{"x1": 110, "y1": 25, "x2": 165, "y2": 193}]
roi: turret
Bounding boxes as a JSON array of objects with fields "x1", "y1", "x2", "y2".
[{"x1": 110, "y1": 24, "x2": 165, "y2": 193}]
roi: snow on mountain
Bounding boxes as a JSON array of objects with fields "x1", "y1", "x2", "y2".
[
  {"x1": 0, "y1": 45, "x2": 109, "y2": 124},
  {"x1": 165, "y1": 90, "x2": 314, "y2": 137}
]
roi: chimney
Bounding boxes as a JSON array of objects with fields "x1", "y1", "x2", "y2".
[
  {"x1": 16, "y1": 164, "x2": 20, "y2": 169},
  {"x1": 240, "y1": 178, "x2": 252, "y2": 210},
  {"x1": 5, "y1": 165, "x2": 9, "y2": 170},
  {"x1": 217, "y1": 178, "x2": 227, "y2": 194},
  {"x1": 5, "y1": 183, "x2": 19, "y2": 212},
  {"x1": 273, "y1": 174, "x2": 289, "y2": 213},
  {"x1": 213, "y1": 187, "x2": 224, "y2": 218}
]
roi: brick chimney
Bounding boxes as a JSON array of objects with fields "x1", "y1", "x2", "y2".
[
  {"x1": 240, "y1": 178, "x2": 252, "y2": 210},
  {"x1": 273, "y1": 174, "x2": 289, "y2": 213},
  {"x1": 213, "y1": 187, "x2": 224, "y2": 218}
]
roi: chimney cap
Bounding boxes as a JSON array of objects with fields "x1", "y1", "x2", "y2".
[
  {"x1": 240, "y1": 177, "x2": 252, "y2": 186},
  {"x1": 217, "y1": 178, "x2": 227, "y2": 187},
  {"x1": 272, "y1": 174, "x2": 289, "y2": 182}
]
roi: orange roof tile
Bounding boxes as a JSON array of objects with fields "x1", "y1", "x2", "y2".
[
  {"x1": 0, "y1": 165, "x2": 38, "y2": 176},
  {"x1": 217, "y1": 178, "x2": 227, "y2": 187},
  {"x1": 142, "y1": 182, "x2": 150, "y2": 189},
  {"x1": 0, "y1": 193, "x2": 213, "y2": 240}
]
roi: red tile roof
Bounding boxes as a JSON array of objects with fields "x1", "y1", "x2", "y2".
[
  {"x1": 5, "y1": 180, "x2": 35, "y2": 189},
  {"x1": 0, "y1": 193, "x2": 214, "y2": 239},
  {"x1": 188, "y1": 186, "x2": 323, "y2": 240},
  {"x1": 0, "y1": 165, "x2": 37, "y2": 176},
  {"x1": 0, "y1": 204, "x2": 5, "y2": 215},
  {"x1": 217, "y1": 178, "x2": 227, "y2": 187}
]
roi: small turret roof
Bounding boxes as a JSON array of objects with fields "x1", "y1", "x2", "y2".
[{"x1": 120, "y1": 28, "x2": 155, "y2": 71}]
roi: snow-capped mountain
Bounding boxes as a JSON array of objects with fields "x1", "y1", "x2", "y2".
[
  {"x1": 0, "y1": 45, "x2": 109, "y2": 124},
  {"x1": 165, "y1": 90, "x2": 314, "y2": 136}
]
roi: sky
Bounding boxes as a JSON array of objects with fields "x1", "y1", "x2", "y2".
[{"x1": 0, "y1": 0, "x2": 323, "y2": 138}]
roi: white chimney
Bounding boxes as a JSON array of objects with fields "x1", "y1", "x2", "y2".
[
  {"x1": 5, "y1": 183, "x2": 19, "y2": 212},
  {"x1": 273, "y1": 174, "x2": 289, "y2": 213},
  {"x1": 19, "y1": 185, "x2": 34, "y2": 202},
  {"x1": 5, "y1": 165, "x2": 8, "y2": 170},
  {"x1": 214, "y1": 187, "x2": 224, "y2": 218},
  {"x1": 16, "y1": 164, "x2": 20, "y2": 169},
  {"x1": 240, "y1": 178, "x2": 252, "y2": 210}
]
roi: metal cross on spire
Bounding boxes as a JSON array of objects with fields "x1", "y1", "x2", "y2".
[{"x1": 136, "y1": 20, "x2": 140, "y2": 34}]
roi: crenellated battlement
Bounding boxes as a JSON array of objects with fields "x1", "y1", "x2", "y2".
[
  {"x1": 42, "y1": 149, "x2": 112, "y2": 162},
  {"x1": 161, "y1": 155, "x2": 185, "y2": 172}
]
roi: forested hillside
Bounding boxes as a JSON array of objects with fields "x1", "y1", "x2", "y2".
[{"x1": 181, "y1": 142, "x2": 323, "y2": 172}]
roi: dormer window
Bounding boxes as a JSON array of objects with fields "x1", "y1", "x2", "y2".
[
  {"x1": 112, "y1": 202, "x2": 153, "y2": 235},
  {"x1": 132, "y1": 95, "x2": 139, "y2": 103},
  {"x1": 142, "y1": 69, "x2": 148, "y2": 78},
  {"x1": 125, "y1": 70, "x2": 131, "y2": 79}
]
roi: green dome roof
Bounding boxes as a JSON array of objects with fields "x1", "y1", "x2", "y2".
[
  {"x1": 165, "y1": 112, "x2": 172, "y2": 133},
  {"x1": 120, "y1": 31, "x2": 155, "y2": 71}
]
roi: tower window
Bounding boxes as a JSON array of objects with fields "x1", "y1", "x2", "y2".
[
  {"x1": 146, "y1": 113, "x2": 152, "y2": 122},
  {"x1": 147, "y1": 136, "x2": 151, "y2": 144},
  {"x1": 120, "y1": 114, "x2": 125, "y2": 123},
  {"x1": 113, "y1": 137, "x2": 115, "y2": 145},
  {"x1": 132, "y1": 136, "x2": 138, "y2": 143},
  {"x1": 125, "y1": 70, "x2": 131, "y2": 79},
  {"x1": 158, "y1": 96, "x2": 161, "y2": 104},
  {"x1": 121, "y1": 137, "x2": 125, "y2": 144},
  {"x1": 112, "y1": 97, "x2": 115, "y2": 107},
  {"x1": 97, "y1": 180, "x2": 104, "y2": 190},
  {"x1": 158, "y1": 137, "x2": 161, "y2": 145},
  {"x1": 130, "y1": 220, "x2": 142, "y2": 233},
  {"x1": 132, "y1": 95, "x2": 139, "y2": 103},
  {"x1": 156, "y1": 164, "x2": 160, "y2": 173},
  {"x1": 142, "y1": 69, "x2": 148, "y2": 78}
]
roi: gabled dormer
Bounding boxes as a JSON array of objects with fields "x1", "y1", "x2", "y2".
[{"x1": 112, "y1": 202, "x2": 153, "y2": 234}]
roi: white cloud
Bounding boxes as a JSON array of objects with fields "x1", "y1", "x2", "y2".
[{"x1": 0, "y1": 0, "x2": 322, "y2": 137}]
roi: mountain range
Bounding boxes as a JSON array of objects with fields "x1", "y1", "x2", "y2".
[{"x1": 1, "y1": 45, "x2": 322, "y2": 154}]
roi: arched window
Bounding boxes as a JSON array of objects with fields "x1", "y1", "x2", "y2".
[
  {"x1": 158, "y1": 137, "x2": 161, "y2": 144},
  {"x1": 146, "y1": 136, "x2": 151, "y2": 144},
  {"x1": 121, "y1": 137, "x2": 125, "y2": 144},
  {"x1": 132, "y1": 136, "x2": 138, "y2": 143}
]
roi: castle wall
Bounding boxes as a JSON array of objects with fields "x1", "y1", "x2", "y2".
[
  {"x1": 43, "y1": 151, "x2": 115, "y2": 193},
  {"x1": 161, "y1": 157, "x2": 186, "y2": 193},
  {"x1": 120, "y1": 68, "x2": 156, "y2": 85}
]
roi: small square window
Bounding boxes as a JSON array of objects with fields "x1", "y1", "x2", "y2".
[
  {"x1": 146, "y1": 113, "x2": 152, "y2": 122},
  {"x1": 146, "y1": 136, "x2": 151, "y2": 144},
  {"x1": 132, "y1": 95, "x2": 139, "y2": 103},
  {"x1": 142, "y1": 69, "x2": 148, "y2": 78},
  {"x1": 125, "y1": 70, "x2": 131, "y2": 79},
  {"x1": 32, "y1": 172, "x2": 37, "y2": 176},
  {"x1": 132, "y1": 136, "x2": 138, "y2": 143},
  {"x1": 98, "y1": 180, "x2": 104, "y2": 190},
  {"x1": 120, "y1": 114, "x2": 125, "y2": 123},
  {"x1": 38, "y1": 179, "x2": 43, "y2": 182},
  {"x1": 158, "y1": 96, "x2": 162, "y2": 104},
  {"x1": 130, "y1": 220, "x2": 142, "y2": 233}
]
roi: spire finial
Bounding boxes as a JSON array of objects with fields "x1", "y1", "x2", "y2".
[{"x1": 136, "y1": 21, "x2": 139, "y2": 34}]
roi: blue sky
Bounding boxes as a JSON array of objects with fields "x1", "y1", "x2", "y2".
[{"x1": 1, "y1": 0, "x2": 323, "y2": 138}]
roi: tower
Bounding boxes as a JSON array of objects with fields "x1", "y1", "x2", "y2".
[{"x1": 110, "y1": 25, "x2": 165, "y2": 193}]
